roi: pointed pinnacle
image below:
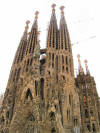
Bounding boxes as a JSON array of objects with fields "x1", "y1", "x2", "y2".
[
  {"x1": 35, "y1": 11, "x2": 39, "y2": 20},
  {"x1": 52, "y1": 4, "x2": 56, "y2": 13},
  {"x1": 84, "y1": 60, "x2": 89, "y2": 72},
  {"x1": 60, "y1": 6, "x2": 65, "y2": 15},
  {"x1": 77, "y1": 54, "x2": 84, "y2": 73},
  {"x1": 26, "y1": 20, "x2": 30, "y2": 25},
  {"x1": 25, "y1": 20, "x2": 30, "y2": 31}
]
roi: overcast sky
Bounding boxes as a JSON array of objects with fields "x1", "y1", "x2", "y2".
[{"x1": 0, "y1": 0, "x2": 100, "y2": 96}]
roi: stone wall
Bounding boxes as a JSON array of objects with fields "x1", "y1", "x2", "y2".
[{"x1": 0, "y1": 94, "x2": 3, "y2": 108}]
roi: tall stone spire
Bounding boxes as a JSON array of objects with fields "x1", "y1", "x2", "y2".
[
  {"x1": 59, "y1": 6, "x2": 71, "y2": 51},
  {"x1": 7, "y1": 20, "x2": 30, "y2": 84},
  {"x1": 50, "y1": 4, "x2": 57, "y2": 26},
  {"x1": 26, "y1": 11, "x2": 39, "y2": 55},
  {"x1": 14, "y1": 20, "x2": 30, "y2": 64},
  {"x1": 47, "y1": 4, "x2": 58, "y2": 49},
  {"x1": 77, "y1": 54, "x2": 84, "y2": 75}
]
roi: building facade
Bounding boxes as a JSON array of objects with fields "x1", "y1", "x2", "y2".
[{"x1": 0, "y1": 4, "x2": 100, "y2": 133}]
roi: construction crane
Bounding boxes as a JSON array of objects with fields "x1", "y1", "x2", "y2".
[{"x1": 72, "y1": 35, "x2": 96, "y2": 46}]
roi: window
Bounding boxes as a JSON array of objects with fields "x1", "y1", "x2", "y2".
[
  {"x1": 1, "y1": 116, "x2": 5, "y2": 126},
  {"x1": 69, "y1": 95, "x2": 71, "y2": 105},
  {"x1": 62, "y1": 55, "x2": 64, "y2": 64},
  {"x1": 27, "y1": 59, "x2": 30, "y2": 66},
  {"x1": 30, "y1": 58, "x2": 33, "y2": 66},
  {"x1": 1, "y1": 116, "x2": 5, "y2": 123},
  {"x1": 64, "y1": 29, "x2": 67, "y2": 50},
  {"x1": 40, "y1": 78, "x2": 44, "y2": 100},
  {"x1": 52, "y1": 63, "x2": 54, "y2": 68},
  {"x1": 66, "y1": 56, "x2": 68, "y2": 64},
  {"x1": 66, "y1": 67, "x2": 68, "y2": 72},
  {"x1": 62, "y1": 75, "x2": 65, "y2": 80},
  {"x1": 62, "y1": 66, "x2": 64, "y2": 72},
  {"x1": 67, "y1": 109, "x2": 70, "y2": 120},
  {"x1": 52, "y1": 53, "x2": 54, "y2": 61},
  {"x1": 85, "y1": 109, "x2": 89, "y2": 118},
  {"x1": 51, "y1": 127, "x2": 56, "y2": 133},
  {"x1": 92, "y1": 123, "x2": 96, "y2": 132},
  {"x1": 87, "y1": 124, "x2": 91, "y2": 132},
  {"x1": 49, "y1": 112, "x2": 55, "y2": 121},
  {"x1": 27, "y1": 114, "x2": 35, "y2": 122},
  {"x1": 53, "y1": 36, "x2": 55, "y2": 48},
  {"x1": 25, "y1": 88, "x2": 33, "y2": 100},
  {"x1": 69, "y1": 59, "x2": 71, "y2": 72},
  {"x1": 56, "y1": 56, "x2": 58, "y2": 70},
  {"x1": 6, "y1": 111, "x2": 9, "y2": 119},
  {"x1": 49, "y1": 53, "x2": 51, "y2": 60},
  {"x1": 74, "y1": 118, "x2": 78, "y2": 126},
  {"x1": 35, "y1": 81, "x2": 38, "y2": 96}
]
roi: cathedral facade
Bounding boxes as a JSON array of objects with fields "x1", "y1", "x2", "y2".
[{"x1": 0, "y1": 4, "x2": 100, "y2": 133}]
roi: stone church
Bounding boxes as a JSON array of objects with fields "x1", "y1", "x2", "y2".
[{"x1": 0, "y1": 4, "x2": 100, "y2": 133}]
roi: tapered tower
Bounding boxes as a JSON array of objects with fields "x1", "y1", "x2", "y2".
[
  {"x1": 43, "y1": 5, "x2": 81, "y2": 133},
  {"x1": 75, "y1": 56, "x2": 100, "y2": 133},
  {"x1": 0, "y1": 21, "x2": 30, "y2": 133},
  {"x1": 0, "y1": 3, "x2": 100, "y2": 133}
]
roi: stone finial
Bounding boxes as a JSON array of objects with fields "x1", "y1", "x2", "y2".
[
  {"x1": 25, "y1": 20, "x2": 30, "y2": 31},
  {"x1": 52, "y1": 4, "x2": 56, "y2": 13},
  {"x1": 35, "y1": 11, "x2": 39, "y2": 20},
  {"x1": 60, "y1": 6, "x2": 65, "y2": 16},
  {"x1": 84, "y1": 60, "x2": 90, "y2": 74},
  {"x1": 77, "y1": 54, "x2": 84, "y2": 74},
  {"x1": 26, "y1": 20, "x2": 30, "y2": 25}
]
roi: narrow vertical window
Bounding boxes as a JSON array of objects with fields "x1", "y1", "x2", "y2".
[
  {"x1": 62, "y1": 55, "x2": 64, "y2": 64},
  {"x1": 52, "y1": 53, "x2": 54, "y2": 61},
  {"x1": 69, "y1": 95, "x2": 71, "y2": 105},
  {"x1": 85, "y1": 109, "x2": 89, "y2": 118},
  {"x1": 87, "y1": 124, "x2": 91, "y2": 132},
  {"x1": 35, "y1": 81, "x2": 38, "y2": 96},
  {"x1": 66, "y1": 56, "x2": 68, "y2": 65},
  {"x1": 40, "y1": 78, "x2": 44, "y2": 100},
  {"x1": 51, "y1": 127, "x2": 56, "y2": 133},
  {"x1": 56, "y1": 56, "x2": 58, "y2": 71},
  {"x1": 92, "y1": 123, "x2": 96, "y2": 132}
]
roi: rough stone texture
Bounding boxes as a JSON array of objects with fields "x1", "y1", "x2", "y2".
[
  {"x1": 75, "y1": 73, "x2": 100, "y2": 133},
  {"x1": 0, "y1": 5, "x2": 100, "y2": 133},
  {"x1": 0, "y1": 94, "x2": 3, "y2": 108}
]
